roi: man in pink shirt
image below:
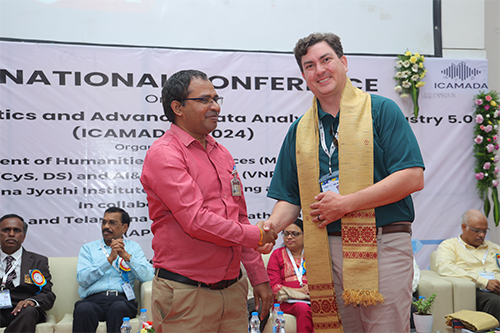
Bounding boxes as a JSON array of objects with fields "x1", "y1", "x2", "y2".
[{"x1": 140, "y1": 69, "x2": 276, "y2": 332}]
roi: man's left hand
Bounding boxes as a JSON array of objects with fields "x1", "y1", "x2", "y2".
[
  {"x1": 11, "y1": 300, "x2": 35, "y2": 315},
  {"x1": 310, "y1": 191, "x2": 350, "y2": 228},
  {"x1": 252, "y1": 282, "x2": 273, "y2": 321},
  {"x1": 486, "y1": 279, "x2": 500, "y2": 294}
]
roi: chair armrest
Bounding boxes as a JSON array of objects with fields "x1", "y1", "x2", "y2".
[
  {"x1": 418, "y1": 270, "x2": 453, "y2": 331},
  {"x1": 434, "y1": 276, "x2": 476, "y2": 311},
  {"x1": 141, "y1": 280, "x2": 153, "y2": 316}
]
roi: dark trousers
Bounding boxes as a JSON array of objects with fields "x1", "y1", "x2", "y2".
[
  {"x1": 1, "y1": 304, "x2": 45, "y2": 333},
  {"x1": 72, "y1": 292, "x2": 138, "y2": 333},
  {"x1": 476, "y1": 289, "x2": 500, "y2": 322}
]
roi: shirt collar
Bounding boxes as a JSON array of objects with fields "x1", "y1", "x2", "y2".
[
  {"x1": 317, "y1": 100, "x2": 339, "y2": 121},
  {"x1": 1, "y1": 247, "x2": 23, "y2": 262},
  {"x1": 170, "y1": 124, "x2": 217, "y2": 149},
  {"x1": 458, "y1": 235, "x2": 488, "y2": 249}
]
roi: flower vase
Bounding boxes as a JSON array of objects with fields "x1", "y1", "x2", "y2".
[{"x1": 413, "y1": 313, "x2": 433, "y2": 333}]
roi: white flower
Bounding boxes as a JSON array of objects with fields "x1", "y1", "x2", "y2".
[
  {"x1": 396, "y1": 60, "x2": 403, "y2": 68},
  {"x1": 403, "y1": 60, "x2": 410, "y2": 68},
  {"x1": 486, "y1": 114, "x2": 490, "y2": 118},
  {"x1": 412, "y1": 64, "x2": 419, "y2": 72},
  {"x1": 495, "y1": 110, "x2": 500, "y2": 118},
  {"x1": 403, "y1": 71, "x2": 411, "y2": 78},
  {"x1": 400, "y1": 93, "x2": 409, "y2": 98},
  {"x1": 394, "y1": 85, "x2": 403, "y2": 93},
  {"x1": 411, "y1": 74, "x2": 419, "y2": 81},
  {"x1": 396, "y1": 72, "x2": 405, "y2": 78},
  {"x1": 402, "y1": 81, "x2": 412, "y2": 88}
]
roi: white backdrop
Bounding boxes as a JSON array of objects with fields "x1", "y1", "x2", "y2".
[
  {"x1": 0, "y1": 41, "x2": 489, "y2": 269},
  {"x1": 0, "y1": 0, "x2": 436, "y2": 55}
]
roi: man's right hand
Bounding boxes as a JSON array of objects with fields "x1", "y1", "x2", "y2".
[
  {"x1": 256, "y1": 220, "x2": 277, "y2": 249},
  {"x1": 486, "y1": 279, "x2": 500, "y2": 294}
]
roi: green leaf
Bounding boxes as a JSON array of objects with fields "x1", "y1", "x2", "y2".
[
  {"x1": 484, "y1": 196, "x2": 491, "y2": 218},
  {"x1": 492, "y1": 187, "x2": 500, "y2": 226}
]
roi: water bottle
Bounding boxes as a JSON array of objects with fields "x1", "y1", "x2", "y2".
[
  {"x1": 272, "y1": 303, "x2": 281, "y2": 319},
  {"x1": 272, "y1": 311, "x2": 285, "y2": 333},
  {"x1": 120, "y1": 317, "x2": 132, "y2": 333},
  {"x1": 249, "y1": 311, "x2": 261, "y2": 333},
  {"x1": 138, "y1": 308, "x2": 149, "y2": 329}
]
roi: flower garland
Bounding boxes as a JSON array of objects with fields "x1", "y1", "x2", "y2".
[
  {"x1": 473, "y1": 90, "x2": 500, "y2": 225},
  {"x1": 394, "y1": 51, "x2": 427, "y2": 117}
]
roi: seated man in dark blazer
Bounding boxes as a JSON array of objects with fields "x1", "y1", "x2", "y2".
[{"x1": 0, "y1": 214, "x2": 56, "y2": 333}]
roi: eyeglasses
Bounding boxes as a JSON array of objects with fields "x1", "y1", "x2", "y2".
[
  {"x1": 182, "y1": 96, "x2": 223, "y2": 106},
  {"x1": 283, "y1": 231, "x2": 303, "y2": 238},
  {"x1": 464, "y1": 222, "x2": 490, "y2": 234},
  {"x1": 100, "y1": 219, "x2": 122, "y2": 227}
]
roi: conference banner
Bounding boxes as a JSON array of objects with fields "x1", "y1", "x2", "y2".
[{"x1": 0, "y1": 41, "x2": 488, "y2": 268}]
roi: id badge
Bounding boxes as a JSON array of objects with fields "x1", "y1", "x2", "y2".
[
  {"x1": 121, "y1": 282, "x2": 136, "y2": 300},
  {"x1": 0, "y1": 289, "x2": 12, "y2": 309},
  {"x1": 479, "y1": 271, "x2": 495, "y2": 292},
  {"x1": 319, "y1": 171, "x2": 339, "y2": 193}
]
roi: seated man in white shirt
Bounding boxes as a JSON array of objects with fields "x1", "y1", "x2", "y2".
[
  {"x1": 73, "y1": 207, "x2": 154, "y2": 333},
  {"x1": 435, "y1": 209, "x2": 500, "y2": 321}
]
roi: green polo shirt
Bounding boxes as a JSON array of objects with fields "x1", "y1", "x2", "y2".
[{"x1": 267, "y1": 94, "x2": 425, "y2": 232}]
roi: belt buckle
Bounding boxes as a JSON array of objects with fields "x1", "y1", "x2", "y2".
[
  {"x1": 106, "y1": 290, "x2": 118, "y2": 296},
  {"x1": 209, "y1": 282, "x2": 222, "y2": 290}
]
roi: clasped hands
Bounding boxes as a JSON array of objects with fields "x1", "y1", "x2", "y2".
[
  {"x1": 108, "y1": 238, "x2": 131, "y2": 264},
  {"x1": 254, "y1": 191, "x2": 348, "y2": 254},
  {"x1": 255, "y1": 220, "x2": 278, "y2": 250}
]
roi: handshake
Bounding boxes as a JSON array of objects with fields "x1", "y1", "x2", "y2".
[{"x1": 255, "y1": 220, "x2": 278, "y2": 254}]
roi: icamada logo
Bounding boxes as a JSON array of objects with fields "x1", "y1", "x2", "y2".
[{"x1": 434, "y1": 61, "x2": 488, "y2": 90}]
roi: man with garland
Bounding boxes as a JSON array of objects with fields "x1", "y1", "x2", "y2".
[
  {"x1": 436, "y1": 209, "x2": 500, "y2": 321},
  {"x1": 0, "y1": 214, "x2": 56, "y2": 333},
  {"x1": 260, "y1": 32, "x2": 425, "y2": 332},
  {"x1": 73, "y1": 207, "x2": 154, "y2": 333}
]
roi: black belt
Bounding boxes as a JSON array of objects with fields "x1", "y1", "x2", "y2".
[
  {"x1": 328, "y1": 223, "x2": 412, "y2": 236},
  {"x1": 156, "y1": 268, "x2": 242, "y2": 290},
  {"x1": 93, "y1": 290, "x2": 124, "y2": 297}
]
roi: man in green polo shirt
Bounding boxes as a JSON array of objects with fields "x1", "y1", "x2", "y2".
[{"x1": 262, "y1": 32, "x2": 424, "y2": 332}]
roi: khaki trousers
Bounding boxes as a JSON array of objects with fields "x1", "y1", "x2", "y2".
[
  {"x1": 152, "y1": 273, "x2": 249, "y2": 333},
  {"x1": 329, "y1": 231, "x2": 413, "y2": 333}
]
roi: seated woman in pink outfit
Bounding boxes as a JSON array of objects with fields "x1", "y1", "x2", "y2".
[{"x1": 266, "y1": 219, "x2": 314, "y2": 333}]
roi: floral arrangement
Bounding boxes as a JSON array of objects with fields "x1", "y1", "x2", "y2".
[
  {"x1": 473, "y1": 91, "x2": 500, "y2": 226},
  {"x1": 394, "y1": 51, "x2": 427, "y2": 117},
  {"x1": 412, "y1": 293, "x2": 436, "y2": 315},
  {"x1": 140, "y1": 321, "x2": 155, "y2": 333}
]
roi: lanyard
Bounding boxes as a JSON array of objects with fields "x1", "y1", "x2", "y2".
[
  {"x1": 1, "y1": 256, "x2": 21, "y2": 289},
  {"x1": 100, "y1": 240, "x2": 129, "y2": 282},
  {"x1": 458, "y1": 237, "x2": 488, "y2": 266},
  {"x1": 318, "y1": 119, "x2": 338, "y2": 175},
  {"x1": 286, "y1": 248, "x2": 304, "y2": 286}
]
